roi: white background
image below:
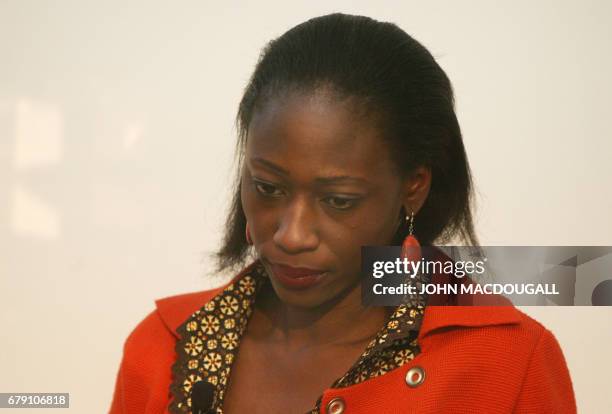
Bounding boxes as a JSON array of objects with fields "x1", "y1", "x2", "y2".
[{"x1": 1, "y1": 0, "x2": 611, "y2": 412}]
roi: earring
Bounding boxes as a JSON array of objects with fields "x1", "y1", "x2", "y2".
[
  {"x1": 245, "y1": 222, "x2": 253, "y2": 245},
  {"x1": 401, "y1": 210, "x2": 421, "y2": 265}
]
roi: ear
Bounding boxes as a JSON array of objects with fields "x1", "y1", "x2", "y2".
[{"x1": 401, "y1": 165, "x2": 432, "y2": 214}]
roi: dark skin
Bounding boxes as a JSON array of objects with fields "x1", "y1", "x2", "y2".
[{"x1": 223, "y1": 90, "x2": 431, "y2": 413}]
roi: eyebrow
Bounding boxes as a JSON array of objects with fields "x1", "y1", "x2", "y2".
[{"x1": 250, "y1": 157, "x2": 370, "y2": 185}]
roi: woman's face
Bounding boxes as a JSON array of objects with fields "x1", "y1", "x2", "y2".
[{"x1": 241, "y1": 91, "x2": 425, "y2": 309}]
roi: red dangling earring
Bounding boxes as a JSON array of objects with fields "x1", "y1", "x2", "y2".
[
  {"x1": 245, "y1": 222, "x2": 253, "y2": 245},
  {"x1": 401, "y1": 210, "x2": 421, "y2": 264}
]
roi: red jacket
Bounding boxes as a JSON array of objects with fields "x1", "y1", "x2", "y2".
[{"x1": 110, "y1": 276, "x2": 577, "y2": 413}]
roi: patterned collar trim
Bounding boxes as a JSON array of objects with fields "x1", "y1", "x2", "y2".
[{"x1": 169, "y1": 260, "x2": 428, "y2": 413}]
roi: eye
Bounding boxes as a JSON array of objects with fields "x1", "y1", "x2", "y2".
[
  {"x1": 323, "y1": 196, "x2": 359, "y2": 210},
  {"x1": 254, "y1": 180, "x2": 284, "y2": 197}
]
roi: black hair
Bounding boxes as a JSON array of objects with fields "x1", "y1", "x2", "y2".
[{"x1": 215, "y1": 12, "x2": 479, "y2": 272}]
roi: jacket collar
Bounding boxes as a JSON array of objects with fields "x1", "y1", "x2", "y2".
[
  {"x1": 156, "y1": 259, "x2": 523, "y2": 342},
  {"x1": 416, "y1": 246, "x2": 523, "y2": 340},
  {"x1": 155, "y1": 278, "x2": 237, "y2": 340},
  {"x1": 418, "y1": 300, "x2": 522, "y2": 342}
]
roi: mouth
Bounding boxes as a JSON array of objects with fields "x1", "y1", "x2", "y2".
[{"x1": 267, "y1": 262, "x2": 328, "y2": 290}]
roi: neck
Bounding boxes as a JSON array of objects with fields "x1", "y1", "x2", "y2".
[{"x1": 252, "y1": 280, "x2": 392, "y2": 351}]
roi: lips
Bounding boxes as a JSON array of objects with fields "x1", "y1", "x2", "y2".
[
  {"x1": 268, "y1": 262, "x2": 327, "y2": 289},
  {"x1": 272, "y1": 263, "x2": 325, "y2": 276}
]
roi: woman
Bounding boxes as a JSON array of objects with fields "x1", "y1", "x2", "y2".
[{"x1": 110, "y1": 13, "x2": 576, "y2": 413}]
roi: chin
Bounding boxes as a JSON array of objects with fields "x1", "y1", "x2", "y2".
[
  {"x1": 268, "y1": 278, "x2": 332, "y2": 308},
  {"x1": 267, "y1": 274, "x2": 358, "y2": 310}
]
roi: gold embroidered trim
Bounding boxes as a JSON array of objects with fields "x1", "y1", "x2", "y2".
[{"x1": 169, "y1": 260, "x2": 427, "y2": 414}]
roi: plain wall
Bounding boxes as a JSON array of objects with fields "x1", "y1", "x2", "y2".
[{"x1": 1, "y1": 0, "x2": 610, "y2": 412}]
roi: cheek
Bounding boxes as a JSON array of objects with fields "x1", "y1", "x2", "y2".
[
  {"x1": 241, "y1": 180, "x2": 278, "y2": 236},
  {"x1": 324, "y1": 213, "x2": 397, "y2": 279},
  {"x1": 240, "y1": 171, "x2": 261, "y2": 216},
  {"x1": 321, "y1": 219, "x2": 381, "y2": 262},
  {"x1": 330, "y1": 202, "x2": 398, "y2": 247}
]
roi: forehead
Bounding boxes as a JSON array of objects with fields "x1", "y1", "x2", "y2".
[{"x1": 246, "y1": 91, "x2": 395, "y2": 179}]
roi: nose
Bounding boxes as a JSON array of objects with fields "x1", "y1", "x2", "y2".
[{"x1": 273, "y1": 197, "x2": 319, "y2": 254}]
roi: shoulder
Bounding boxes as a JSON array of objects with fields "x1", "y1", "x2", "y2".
[
  {"x1": 493, "y1": 307, "x2": 576, "y2": 412},
  {"x1": 503, "y1": 307, "x2": 572, "y2": 376},
  {"x1": 122, "y1": 262, "x2": 261, "y2": 355},
  {"x1": 420, "y1": 303, "x2": 562, "y2": 355},
  {"x1": 488, "y1": 306, "x2": 564, "y2": 353},
  {"x1": 153, "y1": 287, "x2": 225, "y2": 339},
  {"x1": 411, "y1": 306, "x2": 576, "y2": 412},
  {"x1": 419, "y1": 303, "x2": 572, "y2": 387},
  {"x1": 119, "y1": 287, "x2": 225, "y2": 372},
  {"x1": 110, "y1": 263, "x2": 263, "y2": 412},
  {"x1": 419, "y1": 270, "x2": 562, "y2": 355},
  {"x1": 124, "y1": 289, "x2": 218, "y2": 346},
  {"x1": 123, "y1": 262, "x2": 263, "y2": 349},
  {"x1": 109, "y1": 282, "x2": 234, "y2": 413}
]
